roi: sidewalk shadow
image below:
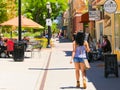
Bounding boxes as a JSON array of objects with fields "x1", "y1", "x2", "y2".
[
  {"x1": 29, "y1": 67, "x2": 75, "y2": 71},
  {"x1": 59, "y1": 38, "x2": 72, "y2": 43},
  {"x1": 64, "y1": 51, "x2": 72, "y2": 56},
  {"x1": 86, "y1": 61, "x2": 120, "y2": 90},
  {"x1": 60, "y1": 86, "x2": 84, "y2": 89}
]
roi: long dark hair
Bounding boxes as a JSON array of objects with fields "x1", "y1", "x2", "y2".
[
  {"x1": 72, "y1": 33, "x2": 76, "y2": 41},
  {"x1": 75, "y1": 32, "x2": 85, "y2": 46}
]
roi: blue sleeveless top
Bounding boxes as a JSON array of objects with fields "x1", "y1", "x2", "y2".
[{"x1": 74, "y1": 45, "x2": 87, "y2": 58}]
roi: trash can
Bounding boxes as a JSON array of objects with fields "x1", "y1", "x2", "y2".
[
  {"x1": 104, "y1": 53, "x2": 119, "y2": 78},
  {"x1": 13, "y1": 41, "x2": 25, "y2": 61}
]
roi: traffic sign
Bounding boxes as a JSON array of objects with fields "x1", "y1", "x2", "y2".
[
  {"x1": 46, "y1": 19, "x2": 52, "y2": 26},
  {"x1": 104, "y1": 0, "x2": 117, "y2": 13}
]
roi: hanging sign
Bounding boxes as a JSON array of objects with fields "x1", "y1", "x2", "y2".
[
  {"x1": 104, "y1": 0, "x2": 117, "y2": 13},
  {"x1": 89, "y1": 11, "x2": 101, "y2": 21}
]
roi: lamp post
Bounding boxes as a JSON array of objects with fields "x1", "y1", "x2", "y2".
[
  {"x1": 18, "y1": 0, "x2": 21, "y2": 41},
  {"x1": 13, "y1": 0, "x2": 24, "y2": 61},
  {"x1": 46, "y1": 2, "x2": 52, "y2": 48}
]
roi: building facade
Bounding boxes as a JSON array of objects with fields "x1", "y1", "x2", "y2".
[
  {"x1": 67, "y1": 0, "x2": 120, "y2": 60},
  {"x1": 90, "y1": 0, "x2": 120, "y2": 60},
  {"x1": 67, "y1": 0, "x2": 90, "y2": 40}
]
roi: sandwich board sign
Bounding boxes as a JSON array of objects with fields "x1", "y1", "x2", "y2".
[{"x1": 104, "y1": 0, "x2": 117, "y2": 13}]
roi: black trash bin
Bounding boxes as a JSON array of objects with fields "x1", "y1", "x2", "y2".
[
  {"x1": 104, "y1": 54, "x2": 119, "y2": 78},
  {"x1": 13, "y1": 41, "x2": 25, "y2": 61}
]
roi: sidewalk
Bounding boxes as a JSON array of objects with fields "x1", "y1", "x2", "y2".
[
  {"x1": 0, "y1": 38, "x2": 120, "y2": 90},
  {"x1": 39, "y1": 38, "x2": 120, "y2": 90},
  {"x1": 39, "y1": 38, "x2": 96, "y2": 90},
  {"x1": 0, "y1": 49, "x2": 51, "y2": 90}
]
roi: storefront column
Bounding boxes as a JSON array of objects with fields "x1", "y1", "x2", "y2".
[{"x1": 111, "y1": 14, "x2": 115, "y2": 53}]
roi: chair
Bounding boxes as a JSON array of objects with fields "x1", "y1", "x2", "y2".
[{"x1": 25, "y1": 44, "x2": 33, "y2": 58}]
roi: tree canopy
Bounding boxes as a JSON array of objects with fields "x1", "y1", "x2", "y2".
[
  {"x1": 0, "y1": 0, "x2": 68, "y2": 36},
  {"x1": 21, "y1": 0, "x2": 68, "y2": 26}
]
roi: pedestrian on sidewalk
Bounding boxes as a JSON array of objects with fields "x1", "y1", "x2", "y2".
[
  {"x1": 70, "y1": 32, "x2": 90, "y2": 89},
  {"x1": 6, "y1": 38, "x2": 14, "y2": 57}
]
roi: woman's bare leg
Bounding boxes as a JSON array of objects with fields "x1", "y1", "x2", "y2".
[
  {"x1": 80, "y1": 63, "x2": 86, "y2": 78},
  {"x1": 74, "y1": 62, "x2": 80, "y2": 81},
  {"x1": 74, "y1": 62, "x2": 80, "y2": 87},
  {"x1": 80, "y1": 63, "x2": 86, "y2": 89}
]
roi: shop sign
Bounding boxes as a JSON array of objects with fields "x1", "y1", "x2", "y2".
[
  {"x1": 104, "y1": 0, "x2": 117, "y2": 13},
  {"x1": 89, "y1": 11, "x2": 101, "y2": 21}
]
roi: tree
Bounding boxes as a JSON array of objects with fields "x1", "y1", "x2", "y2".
[
  {"x1": 51, "y1": 22, "x2": 59, "y2": 34},
  {"x1": 0, "y1": 0, "x2": 7, "y2": 23},
  {"x1": 0, "y1": 0, "x2": 68, "y2": 37},
  {"x1": 22, "y1": 0, "x2": 68, "y2": 27},
  {"x1": 0, "y1": 0, "x2": 16, "y2": 33},
  {"x1": 6, "y1": 0, "x2": 16, "y2": 19}
]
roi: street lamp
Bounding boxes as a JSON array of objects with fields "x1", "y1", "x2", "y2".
[
  {"x1": 18, "y1": 0, "x2": 21, "y2": 41},
  {"x1": 13, "y1": 0, "x2": 24, "y2": 61},
  {"x1": 46, "y1": 2, "x2": 52, "y2": 48}
]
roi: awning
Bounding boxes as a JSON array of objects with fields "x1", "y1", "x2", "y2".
[
  {"x1": 75, "y1": 12, "x2": 89, "y2": 23},
  {"x1": 0, "y1": 15, "x2": 44, "y2": 29}
]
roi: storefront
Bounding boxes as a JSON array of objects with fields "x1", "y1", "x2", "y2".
[{"x1": 114, "y1": 0, "x2": 120, "y2": 60}]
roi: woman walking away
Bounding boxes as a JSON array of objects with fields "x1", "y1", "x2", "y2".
[{"x1": 70, "y1": 32, "x2": 90, "y2": 89}]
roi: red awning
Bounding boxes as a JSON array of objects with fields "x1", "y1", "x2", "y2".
[
  {"x1": 80, "y1": 12, "x2": 89, "y2": 22},
  {"x1": 75, "y1": 12, "x2": 89, "y2": 23}
]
